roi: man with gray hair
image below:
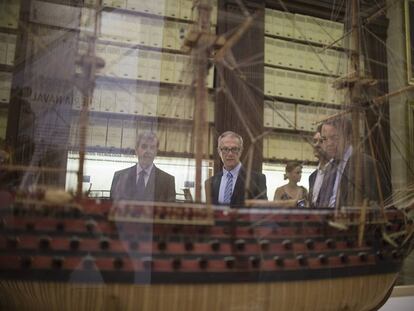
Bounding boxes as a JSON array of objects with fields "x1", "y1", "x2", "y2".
[
  {"x1": 205, "y1": 131, "x2": 267, "y2": 207},
  {"x1": 110, "y1": 132, "x2": 175, "y2": 201}
]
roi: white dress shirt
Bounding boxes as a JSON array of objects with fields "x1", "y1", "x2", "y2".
[{"x1": 136, "y1": 163, "x2": 154, "y2": 186}]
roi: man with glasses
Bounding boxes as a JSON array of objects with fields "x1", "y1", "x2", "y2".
[
  {"x1": 317, "y1": 118, "x2": 379, "y2": 208},
  {"x1": 110, "y1": 132, "x2": 175, "y2": 202},
  {"x1": 205, "y1": 131, "x2": 267, "y2": 207},
  {"x1": 308, "y1": 124, "x2": 331, "y2": 207}
]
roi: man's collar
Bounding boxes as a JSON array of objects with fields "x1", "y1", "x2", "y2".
[
  {"x1": 223, "y1": 162, "x2": 242, "y2": 176},
  {"x1": 317, "y1": 161, "x2": 329, "y2": 171},
  {"x1": 137, "y1": 163, "x2": 154, "y2": 175},
  {"x1": 344, "y1": 145, "x2": 353, "y2": 160}
]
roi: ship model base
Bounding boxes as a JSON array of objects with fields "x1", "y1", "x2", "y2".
[{"x1": 0, "y1": 274, "x2": 397, "y2": 311}]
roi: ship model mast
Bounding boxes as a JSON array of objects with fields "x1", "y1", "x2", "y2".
[
  {"x1": 183, "y1": 0, "x2": 253, "y2": 202},
  {"x1": 349, "y1": 0, "x2": 363, "y2": 207},
  {"x1": 331, "y1": 1, "x2": 414, "y2": 212},
  {"x1": 191, "y1": 0, "x2": 212, "y2": 203},
  {"x1": 332, "y1": 0, "x2": 375, "y2": 209},
  {"x1": 75, "y1": 0, "x2": 104, "y2": 199}
]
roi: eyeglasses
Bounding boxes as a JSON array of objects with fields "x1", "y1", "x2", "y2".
[
  {"x1": 139, "y1": 143, "x2": 157, "y2": 151},
  {"x1": 312, "y1": 138, "x2": 324, "y2": 144},
  {"x1": 321, "y1": 135, "x2": 340, "y2": 142},
  {"x1": 219, "y1": 147, "x2": 241, "y2": 154}
]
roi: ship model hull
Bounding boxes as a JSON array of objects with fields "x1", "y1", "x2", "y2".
[{"x1": 0, "y1": 198, "x2": 412, "y2": 310}]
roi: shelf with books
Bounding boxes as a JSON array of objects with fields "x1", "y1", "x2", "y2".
[
  {"x1": 264, "y1": 35, "x2": 347, "y2": 78},
  {"x1": 264, "y1": 66, "x2": 345, "y2": 106},
  {"x1": 0, "y1": 106, "x2": 7, "y2": 140},
  {"x1": 80, "y1": 10, "x2": 204, "y2": 52},
  {"x1": 69, "y1": 146, "x2": 213, "y2": 160},
  {"x1": 73, "y1": 0, "x2": 218, "y2": 162},
  {"x1": 263, "y1": 131, "x2": 316, "y2": 164},
  {"x1": 263, "y1": 94, "x2": 343, "y2": 110},
  {"x1": 72, "y1": 80, "x2": 215, "y2": 122},
  {"x1": 0, "y1": 64, "x2": 14, "y2": 73},
  {"x1": 263, "y1": 98, "x2": 341, "y2": 132},
  {"x1": 80, "y1": 1, "x2": 218, "y2": 58},
  {"x1": 88, "y1": 38, "x2": 189, "y2": 56},
  {"x1": 264, "y1": 62, "x2": 341, "y2": 79},
  {"x1": 263, "y1": 157, "x2": 318, "y2": 166},
  {"x1": 72, "y1": 110, "x2": 197, "y2": 125},
  {"x1": 264, "y1": 126, "x2": 314, "y2": 137},
  {"x1": 28, "y1": 0, "x2": 83, "y2": 31},
  {"x1": 0, "y1": 32, "x2": 15, "y2": 67},
  {"x1": 0, "y1": 0, "x2": 20, "y2": 30},
  {"x1": 264, "y1": 32, "x2": 348, "y2": 53},
  {"x1": 0, "y1": 71, "x2": 12, "y2": 105},
  {"x1": 264, "y1": 8, "x2": 345, "y2": 49},
  {"x1": 263, "y1": 101, "x2": 364, "y2": 144},
  {"x1": 0, "y1": 27, "x2": 19, "y2": 35},
  {"x1": 68, "y1": 117, "x2": 214, "y2": 157},
  {"x1": 97, "y1": 0, "x2": 218, "y2": 26},
  {"x1": 100, "y1": 5, "x2": 195, "y2": 25},
  {"x1": 263, "y1": 6, "x2": 348, "y2": 144},
  {"x1": 77, "y1": 42, "x2": 214, "y2": 89}
]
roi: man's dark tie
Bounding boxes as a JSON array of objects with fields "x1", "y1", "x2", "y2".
[{"x1": 136, "y1": 170, "x2": 146, "y2": 200}]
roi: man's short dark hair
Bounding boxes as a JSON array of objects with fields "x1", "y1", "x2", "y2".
[
  {"x1": 322, "y1": 117, "x2": 352, "y2": 140},
  {"x1": 316, "y1": 123, "x2": 323, "y2": 133}
]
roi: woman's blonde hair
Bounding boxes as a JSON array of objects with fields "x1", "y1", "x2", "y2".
[{"x1": 284, "y1": 161, "x2": 302, "y2": 180}]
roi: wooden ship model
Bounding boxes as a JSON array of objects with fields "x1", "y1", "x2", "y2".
[{"x1": 0, "y1": 0, "x2": 413, "y2": 310}]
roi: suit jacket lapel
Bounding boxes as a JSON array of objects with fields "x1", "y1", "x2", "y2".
[
  {"x1": 212, "y1": 172, "x2": 223, "y2": 204},
  {"x1": 309, "y1": 171, "x2": 317, "y2": 189},
  {"x1": 317, "y1": 162, "x2": 337, "y2": 207},
  {"x1": 339, "y1": 156, "x2": 353, "y2": 206},
  {"x1": 144, "y1": 165, "x2": 157, "y2": 200},
  {"x1": 126, "y1": 165, "x2": 138, "y2": 199},
  {"x1": 231, "y1": 167, "x2": 245, "y2": 204},
  {"x1": 308, "y1": 170, "x2": 317, "y2": 204}
]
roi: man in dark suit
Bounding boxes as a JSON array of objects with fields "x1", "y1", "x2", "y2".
[
  {"x1": 110, "y1": 132, "x2": 175, "y2": 202},
  {"x1": 308, "y1": 124, "x2": 331, "y2": 207},
  {"x1": 318, "y1": 118, "x2": 380, "y2": 208},
  {"x1": 205, "y1": 131, "x2": 267, "y2": 207}
]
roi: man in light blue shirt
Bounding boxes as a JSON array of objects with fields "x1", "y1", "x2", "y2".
[{"x1": 205, "y1": 131, "x2": 267, "y2": 207}]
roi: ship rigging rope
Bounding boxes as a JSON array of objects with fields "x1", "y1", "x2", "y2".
[{"x1": 7, "y1": 0, "x2": 412, "y2": 210}]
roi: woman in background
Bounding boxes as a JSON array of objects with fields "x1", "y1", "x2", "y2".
[{"x1": 274, "y1": 161, "x2": 308, "y2": 205}]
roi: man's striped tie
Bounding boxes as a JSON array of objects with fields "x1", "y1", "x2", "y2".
[{"x1": 223, "y1": 172, "x2": 233, "y2": 204}]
